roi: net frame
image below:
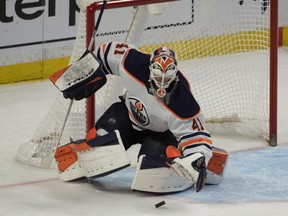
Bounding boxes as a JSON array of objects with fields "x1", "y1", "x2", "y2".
[
  {"x1": 16, "y1": 0, "x2": 278, "y2": 169},
  {"x1": 85, "y1": 0, "x2": 278, "y2": 146}
]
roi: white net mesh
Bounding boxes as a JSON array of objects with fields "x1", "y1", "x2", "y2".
[{"x1": 16, "y1": 0, "x2": 272, "y2": 167}]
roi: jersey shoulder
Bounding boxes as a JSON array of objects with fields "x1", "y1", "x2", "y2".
[
  {"x1": 96, "y1": 42, "x2": 138, "y2": 75},
  {"x1": 97, "y1": 42, "x2": 150, "y2": 84},
  {"x1": 166, "y1": 72, "x2": 200, "y2": 119},
  {"x1": 123, "y1": 49, "x2": 151, "y2": 84}
]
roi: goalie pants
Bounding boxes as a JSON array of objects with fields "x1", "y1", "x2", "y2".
[{"x1": 95, "y1": 101, "x2": 178, "y2": 158}]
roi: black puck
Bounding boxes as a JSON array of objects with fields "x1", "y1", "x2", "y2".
[{"x1": 155, "y1": 201, "x2": 166, "y2": 208}]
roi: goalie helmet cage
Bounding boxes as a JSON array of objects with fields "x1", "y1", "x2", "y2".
[{"x1": 16, "y1": 0, "x2": 278, "y2": 168}]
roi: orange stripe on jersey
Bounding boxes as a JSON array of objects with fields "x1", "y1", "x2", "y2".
[
  {"x1": 179, "y1": 137, "x2": 212, "y2": 151},
  {"x1": 101, "y1": 43, "x2": 107, "y2": 55}
]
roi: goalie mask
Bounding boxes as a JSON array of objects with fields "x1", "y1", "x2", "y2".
[{"x1": 149, "y1": 47, "x2": 179, "y2": 104}]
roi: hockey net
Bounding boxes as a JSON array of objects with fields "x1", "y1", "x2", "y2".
[{"x1": 16, "y1": 0, "x2": 277, "y2": 168}]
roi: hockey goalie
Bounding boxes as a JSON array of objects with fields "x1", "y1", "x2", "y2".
[{"x1": 49, "y1": 42, "x2": 228, "y2": 193}]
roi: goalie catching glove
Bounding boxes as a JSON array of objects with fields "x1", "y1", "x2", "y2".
[
  {"x1": 49, "y1": 50, "x2": 107, "y2": 100},
  {"x1": 169, "y1": 152, "x2": 207, "y2": 192}
]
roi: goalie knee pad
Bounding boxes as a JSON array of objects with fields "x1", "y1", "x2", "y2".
[
  {"x1": 206, "y1": 147, "x2": 228, "y2": 185},
  {"x1": 55, "y1": 130, "x2": 130, "y2": 181},
  {"x1": 138, "y1": 130, "x2": 178, "y2": 158},
  {"x1": 131, "y1": 155, "x2": 193, "y2": 193}
]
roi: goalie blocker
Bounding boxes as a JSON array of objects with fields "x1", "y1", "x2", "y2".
[{"x1": 49, "y1": 50, "x2": 107, "y2": 101}]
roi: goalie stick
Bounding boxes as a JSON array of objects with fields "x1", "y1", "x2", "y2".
[{"x1": 41, "y1": 0, "x2": 108, "y2": 168}]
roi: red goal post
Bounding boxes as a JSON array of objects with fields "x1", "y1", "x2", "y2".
[{"x1": 269, "y1": 0, "x2": 278, "y2": 147}]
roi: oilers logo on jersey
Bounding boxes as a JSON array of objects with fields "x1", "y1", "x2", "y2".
[{"x1": 129, "y1": 97, "x2": 150, "y2": 126}]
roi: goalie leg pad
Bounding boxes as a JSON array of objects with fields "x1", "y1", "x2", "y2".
[
  {"x1": 55, "y1": 140, "x2": 91, "y2": 182},
  {"x1": 206, "y1": 147, "x2": 229, "y2": 185},
  {"x1": 55, "y1": 130, "x2": 130, "y2": 181},
  {"x1": 79, "y1": 130, "x2": 131, "y2": 178},
  {"x1": 131, "y1": 155, "x2": 193, "y2": 193},
  {"x1": 57, "y1": 159, "x2": 86, "y2": 182}
]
